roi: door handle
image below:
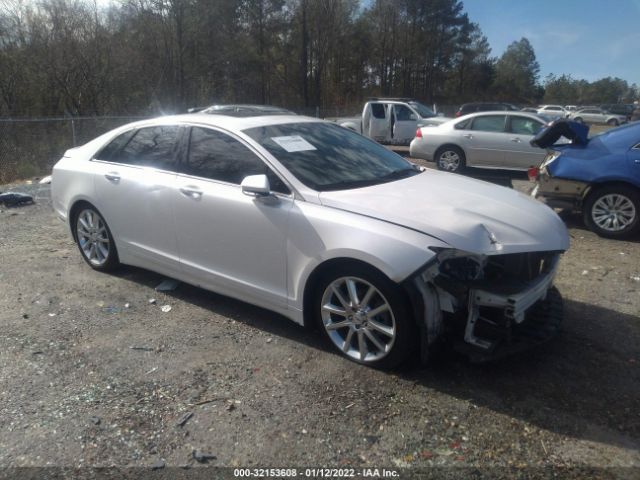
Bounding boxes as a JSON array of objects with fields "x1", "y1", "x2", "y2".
[
  {"x1": 180, "y1": 187, "x2": 203, "y2": 199},
  {"x1": 510, "y1": 137, "x2": 522, "y2": 143},
  {"x1": 104, "y1": 172, "x2": 120, "y2": 182},
  {"x1": 463, "y1": 134, "x2": 473, "y2": 139}
]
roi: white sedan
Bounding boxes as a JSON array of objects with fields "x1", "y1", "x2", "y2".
[
  {"x1": 52, "y1": 113, "x2": 569, "y2": 368},
  {"x1": 410, "y1": 111, "x2": 549, "y2": 173}
]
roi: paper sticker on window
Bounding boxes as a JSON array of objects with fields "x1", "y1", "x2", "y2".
[{"x1": 271, "y1": 136, "x2": 316, "y2": 152}]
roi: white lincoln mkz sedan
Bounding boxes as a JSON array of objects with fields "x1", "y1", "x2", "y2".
[{"x1": 52, "y1": 113, "x2": 569, "y2": 368}]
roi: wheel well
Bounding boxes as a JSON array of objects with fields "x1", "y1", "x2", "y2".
[
  {"x1": 434, "y1": 143, "x2": 465, "y2": 160},
  {"x1": 301, "y1": 257, "x2": 393, "y2": 329},
  {"x1": 583, "y1": 181, "x2": 640, "y2": 203}
]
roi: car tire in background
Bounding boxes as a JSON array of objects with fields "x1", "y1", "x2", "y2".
[
  {"x1": 607, "y1": 119, "x2": 619, "y2": 126},
  {"x1": 73, "y1": 205, "x2": 120, "y2": 271},
  {"x1": 583, "y1": 185, "x2": 640, "y2": 239},
  {"x1": 313, "y1": 263, "x2": 417, "y2": 369},
  {"x1": 573, "y1": 117, "x2": 583, "y2": 123},
  {"x1": 435, "y1": 146, "x2": 466, "y2": 173}
]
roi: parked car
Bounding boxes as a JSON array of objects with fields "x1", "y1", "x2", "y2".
[
  {"x1": 600, "y1": 104, "x2": 635, "y2": 119},
  {"x1": 193, "y1": 104, "x2": 295, "y2": 116},
  {"x1": 536, "y1": 105, "x2": 568, "y2": 120},
  {"x1": 564, "y1": 105, "x2": 578, "y2": 113},
  {"x1": 335, "y1": 99, "x2": 450, "y2": 145},
  {"x1": 51, "y1": 113, "x2": 569, "y2": 368},
  {"x1": 632, "y1": 105, "x2": 640, "y2": 122},
  {"x1": 410, "y1": 111, "x2": 549, "y2": 172},
  {"x1": 455, "y1": 102, "x2": 519, "y2": 117},
  {"x1": 568, "y1": 108, "x2": 627, "y2": 126},
  {"x1": 532, "y1": 121, "x2": 640, "y2": 238}
]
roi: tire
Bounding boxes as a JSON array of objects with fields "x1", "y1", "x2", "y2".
[
  {"x1": 583, "y1": 185, "x2": 640, "y2": 239},
  {"x1": 73, "y1": 206, "x2": 120, "y2": 271},
  {"x1": 436, "y1": 146, "x2": 465, "y2": 173},
  {"x1": 607, "y1": 119, "x2": 619, "y2": 126},
  {"x1": 313, "y1": 263, "x2": 417, "y2": 369},
  {"x1": 573, "y1": 117, "x2": 583, "y2": 123}
]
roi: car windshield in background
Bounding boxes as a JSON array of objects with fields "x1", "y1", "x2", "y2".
[
  {"x1": 408, "y1": 101, "x2": 436, "y2": 118},
  {"x1": 243, "y1": 122, "x2": 419, "y2": 191}
]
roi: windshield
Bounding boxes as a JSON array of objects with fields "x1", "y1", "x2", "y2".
[
  {"x1": 243, "y1": 122, "x2": 419, "y2": 191},
  {"x1": 408, "y1": 101, "x2": 436, "y2": 118}
]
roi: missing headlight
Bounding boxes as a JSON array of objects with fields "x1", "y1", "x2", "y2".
[{"x1": 428, "y1": 248, "x2": 487, "y2": 283}]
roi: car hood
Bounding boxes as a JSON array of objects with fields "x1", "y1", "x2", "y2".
[{"x1": 319, "y1": 171, "x2": 570, "y2": 255}]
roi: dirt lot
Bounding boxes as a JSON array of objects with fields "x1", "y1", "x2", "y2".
[{"x1": 0, "y1": 171, "x2": 639, "y2": 478}]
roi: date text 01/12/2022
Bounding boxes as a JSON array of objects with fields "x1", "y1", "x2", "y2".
[{"x1": 232, "y1": 468, "x2": 400, "y2": 477}]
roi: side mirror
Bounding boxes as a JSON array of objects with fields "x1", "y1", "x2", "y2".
[{"x1": 241, "y1": 174, "x2": 271, "y2": 196}]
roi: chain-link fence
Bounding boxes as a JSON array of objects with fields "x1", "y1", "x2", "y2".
[{"x1": 0, "y1": 116, "x2": 149, "y2": 185}]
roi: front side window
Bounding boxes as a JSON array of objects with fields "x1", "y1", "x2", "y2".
[
  {"x1": 408, "y1": 101, "x2": 435, "y2": 118},
  {"x1": 108, "y1": 126, "x2": 180, "y2": 171},
  {"x1": 471, "y1": 115, "x2": 506, "y2": 133},
  {"x1": 394, "y1": 105, "x2": 413, "y2": 121},
  {"x1": 510, "y1": 116, "x2": 544, "y2": 136},
  {"x1": 243, "y1": 122, "x2": 418, "y2": 192},
  {"x1": 182, "y1": 127, "x2": 290, "y2": 193}
]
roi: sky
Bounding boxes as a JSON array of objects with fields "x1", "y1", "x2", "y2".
[{"x1": 463, "y1": 0, "x2": 640, "y2": 84}]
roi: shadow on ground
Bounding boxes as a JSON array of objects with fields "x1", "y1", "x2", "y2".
[{"x1": 115, "y1": 266, "x2": 639, "y2": 452}]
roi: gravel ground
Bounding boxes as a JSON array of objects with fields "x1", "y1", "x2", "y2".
[{"x1": 0, "y1": 172, "x2": 639, "y2": 479}]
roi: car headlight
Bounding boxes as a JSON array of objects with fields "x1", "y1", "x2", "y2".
[{"x1": 429, "y1": 248, "x2": 487, "y2": 282}]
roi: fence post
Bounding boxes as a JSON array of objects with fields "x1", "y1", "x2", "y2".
[{"x1": 70, "y1": 118, "x2": 77, "y2": 146}]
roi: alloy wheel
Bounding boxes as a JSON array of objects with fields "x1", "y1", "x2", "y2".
[
  {"x1": 439, "y1": 151, "x2": 460, "y2": 171},
  {"x1": 591, "y1": 194, "x2": 636, "y2": 232},
  {"x1": 320, "y1": 276, "x2": 396, "y2": 363},
  {"x1": 76, "y1": 209, "x2": 111, "y2": 266}
]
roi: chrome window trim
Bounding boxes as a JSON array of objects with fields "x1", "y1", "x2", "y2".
[{"x1": 632, "y1": 143, "x2": 640, "y2": 150}]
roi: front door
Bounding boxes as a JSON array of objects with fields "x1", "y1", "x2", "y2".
[
  {"x1": 174, "y1": 126, "x2": 293, "y2": 308},
  {"x1": 391, "y1": 104, "x2": 418, "y2": 143},
  {"x1": 503, "y1": 115, "x2": 547, "y2": 169},
  {"x1": 463, "y1": 114, "x2": 507, "y2": 167}
]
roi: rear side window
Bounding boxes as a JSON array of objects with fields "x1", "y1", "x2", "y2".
[
  {"x1": 110, "y1": 126, "x2": 180, "y2": 170},
  {"x1": 510, "y1": 116, "x2": 544, "y2": 135},
  {"x1": 370, "y1": 103, "x2": 386, "y2": 119},
  {"x1": 96, "y1": 130, "x2": 136, "y2": 162},
  {"x1": 182, "y1": 127, "x2": 290, "y2": 194},
  {"x1": 471, "y1": 115, "x2": 506, "y2": 132}
]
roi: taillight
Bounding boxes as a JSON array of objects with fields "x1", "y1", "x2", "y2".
[
  {"x1": 415, "y1": 128, "x2": 422, "y2": 138},
  {"x1": 455, "y1": 111, "x2": 461, "y2": 117},
  {"x1": 527, "y1": 167, "x2": 539, "y2": 182}
]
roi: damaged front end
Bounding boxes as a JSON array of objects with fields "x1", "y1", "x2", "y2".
[
  {"x1": 409, "y1": 248, "x2": 564, "y2": 363},
  {"x1": 532, "y1": 154, "x2": 590, "y2": 210}
]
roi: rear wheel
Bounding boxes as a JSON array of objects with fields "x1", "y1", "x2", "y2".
[
  {"x1": 436, "y1": 146, "x2": 465, "y2": 173},
  {"x1": 74, "y1": 206, "x2": 120, "y2": 270},
  {"x1": 607, "y1": 119, "x2": 619, "y2": 126},
  {"x1": 573, "y1": 117, "x2": 583, "y2": 123},
  {"x1": 314, "y1": 264, "x2": 417, "y2": 369},
  {"x1": 583, "y1": 185, "x2": 640, "y2": 239}
]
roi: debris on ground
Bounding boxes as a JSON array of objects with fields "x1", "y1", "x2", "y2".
[
  {"x1": 630, "y1": 275, "x2": 640, "y2": 282},
  {"x1": 148, "y1": 298, "x2": 157, "y2": 305},
  {"x1": 151, "y1": 458, "x2": 165, "y2": 470},
  {"x1": 124, "y1": 303, "x2": 131, "y2": 308},
  {"x1": 129, "y1": 346, "x2": 154, "y2": 352},
  {"x1": 176, "y1": 411, "x2": 193, "y2": 428},
  {"x1": 39, "y1": 176, "x2": 52, "y2": 185},
  {"x1": 192, "y1": 450, "x2": 216, "y2": 463},
  {"x1": 160, "y1": 305, "x2": 172, "y2": 313},
  {"x1": 155, "y1": 278, "x2": 180, "y2": 292},
  {"x1": 89, "y1": 416, "x2": 101, "y2": 425},
  {"x1": 0, "y1": 192, "x2": 34, "y2": 207}
]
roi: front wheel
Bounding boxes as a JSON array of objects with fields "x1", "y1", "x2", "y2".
[
  {"x1": 583, "y1": 186, "x2": 640, "y2": 239},
  {"x1": 74, "y1": 206, "x2": 120, "y2": 270},
  {"x1": 314, "y1": 264, "x2": 417, "y2": 369},
  {"x1": 436, "y1": 146, "x2": 465, "y2": 173}
]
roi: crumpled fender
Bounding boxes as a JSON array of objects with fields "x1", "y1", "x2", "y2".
[{"x1": 530, "y1": 120, "x2": 589, "y2": 148}]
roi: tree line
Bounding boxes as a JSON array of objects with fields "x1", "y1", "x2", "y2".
[{"x1": 0, "y1": 0, "x2": 637, "y2": 118}]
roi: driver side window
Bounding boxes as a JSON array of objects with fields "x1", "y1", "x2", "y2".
[{"x1": 182, "y1": 127, "x2": 290, "y2": 194}]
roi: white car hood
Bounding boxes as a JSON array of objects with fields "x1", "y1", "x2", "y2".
[{"x1": 319, "y1": 170, "x2": 570, "y2": 255}]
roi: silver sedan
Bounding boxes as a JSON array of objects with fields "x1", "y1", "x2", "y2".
[
  {"x1": 567, "y1": 108, "x2": 627, "y2": 126},
  {"x1": 52, "y1": 114, "x2": 568, "y2": 368},
  {"x1": 410, "y1": 112, "x2": 549, "y2": 173}
]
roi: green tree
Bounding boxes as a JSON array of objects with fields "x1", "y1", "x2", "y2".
[{"x1": 492, "y1": 37, "x2": 540, "y2": 103}]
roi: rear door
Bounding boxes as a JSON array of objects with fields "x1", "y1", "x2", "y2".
[
  {"x1": 391, "y1": 104, "x2": 418, "y2": 143},
  {"x1": 173, "y1": 126, "x2": 293, "y2": 308},
  {"x1": 503, "y1": 115, "x2": 547, "y2": 169},
  {"x1": 365, "y1": 102, "x2": 390, "y2": 142},
  {"x1": 92, "y1": 125, "x2": 182, "y2": 272},
  {"x1": 461, "y1": 114, "x2": 507, "y2": 167}
]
